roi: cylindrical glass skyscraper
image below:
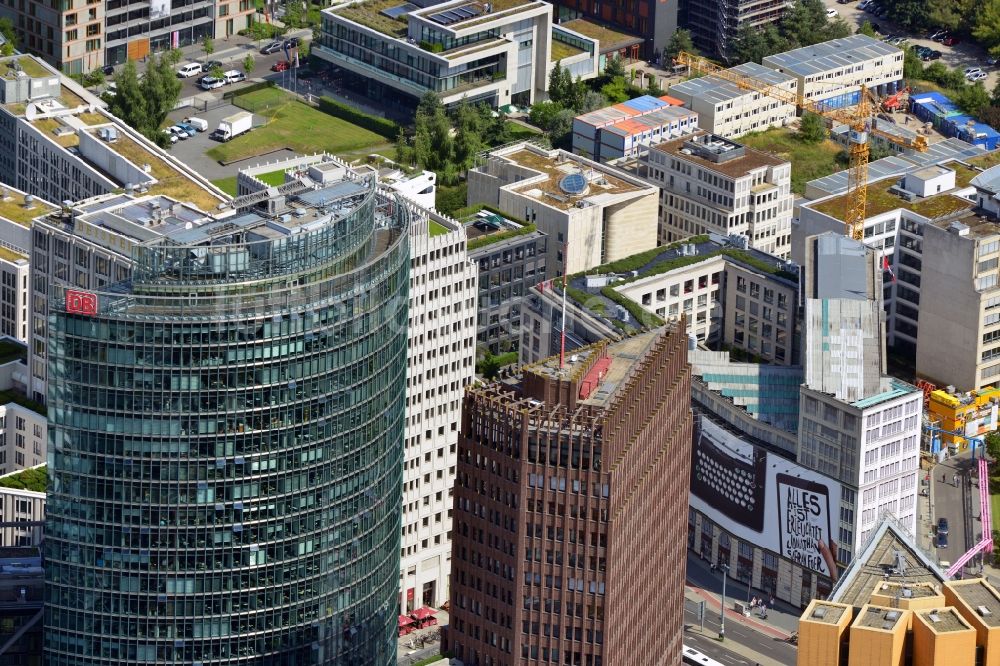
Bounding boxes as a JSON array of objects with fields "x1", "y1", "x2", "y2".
[{"x1": 42, "y1": 182, "x2": 408, "y2": 665}]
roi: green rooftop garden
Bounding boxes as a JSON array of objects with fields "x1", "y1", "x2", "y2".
[
  {"x1": 1, "y1": 56, "x2": 50, "y2": 79},
  {"x1": 335, "y1": 0, "x2": 408, "y2": 37},
  {"x1": 551, "y1": 40, "x2": 586, "y2": 62},
  {"x1": 811, "y1": 178, "x2": 972, "y2": 221},
  {"x1": 429, "y1": 219, "x2": 450, "y2": 237},
  {"x1": 0, "y1": 465, "x2": 46, "y2": 492},
  {"x1": 0, "y1": 192, "x2": 54, "y2": 226},
  {"x1": 0, "y1": 339, "x2": 26, "y2": 365}
]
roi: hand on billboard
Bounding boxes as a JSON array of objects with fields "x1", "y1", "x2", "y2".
[{"x1": 817, "y1": 539, "x2": 839, "y2": 581}]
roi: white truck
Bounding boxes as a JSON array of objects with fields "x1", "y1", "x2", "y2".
[{"x1": 211, "y1": 112, "x2": 253, "y2": 142}]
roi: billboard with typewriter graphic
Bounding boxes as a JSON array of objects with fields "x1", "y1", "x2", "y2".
[{"x1": 690, "y1": 415, "x2": 842, "y2": 577}]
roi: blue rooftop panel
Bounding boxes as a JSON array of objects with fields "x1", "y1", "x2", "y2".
[{"x1": 620, "y1": 95, "x2": 666, "y2": 113}]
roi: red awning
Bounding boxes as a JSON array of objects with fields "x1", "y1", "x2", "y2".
[
  {"x1": 398, "y1": 615, "x2": 415, "y2": 627},
  {"x1": 410, "y1": 606, "x2": 437, "y2": 621}
]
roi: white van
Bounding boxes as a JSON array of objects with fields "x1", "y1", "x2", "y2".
[
  {"x1": 176, "y1": 63, "x2": 202, "y2": 78},
  {"x1": 185, "y1": 117, "x2": 208, "y2": 132}
]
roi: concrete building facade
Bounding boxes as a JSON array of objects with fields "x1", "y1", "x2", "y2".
[
  {"x1": 444, "y1": 326, "x2": 693, "y2": 666},
  {"x1": 666, "y1": 62, "x2": 796, "y2": 139},
  {"x1": 641, "y1": 130, "x2": 793, "y2": 256},
  {"x1": 468, "y1": 142, "x2": 659, "y2": 276}
]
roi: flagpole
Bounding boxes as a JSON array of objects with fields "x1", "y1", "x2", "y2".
[{"x1": 559, "y1": 249, "x2": 568, "y2": 370}]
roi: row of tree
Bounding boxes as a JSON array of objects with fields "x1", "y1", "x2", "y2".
[{"x1": 394, "y1": 93, "x2": 510, "y2": 184}]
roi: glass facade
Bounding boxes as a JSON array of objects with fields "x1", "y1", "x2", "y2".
[{"x1": 42, "y1": 184, "x2": 409, "y2": 665}]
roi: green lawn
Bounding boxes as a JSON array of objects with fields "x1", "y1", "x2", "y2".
[
  {"x1": 506, "y1": 121, "x2": 541, "y2": 142},
  {"x1": 231, "y1": 86, "x2": 294, "y2": 114},
  {"x1": 429, "y1": 220, "x2": 449, "y2": 237},
  {"x1": 992, "y1": 493, "x2": 1000, "y2": 538},
  {"x1": 212, "y1": 176, "x2": 238, "y2": 196},
  {"x1": 740, "y1": 128, "x2": 844, "y2": 195},
  {"x1": 207, "y1": 98, "x2": 386, "y2": 164}
]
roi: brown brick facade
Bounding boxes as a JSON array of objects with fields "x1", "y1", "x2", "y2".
[{"x1": 444, "y1": 322, "x2": 692, "y2": 666}]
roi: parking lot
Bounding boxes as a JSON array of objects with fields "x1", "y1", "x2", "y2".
[{"x1": 822, "y1": 0, "x2": 1000, "y2": 91}]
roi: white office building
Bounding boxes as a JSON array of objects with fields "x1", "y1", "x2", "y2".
[
  {"x1": 667, "y1": 62, "x2": 796, "y2": 139},
  {"x1": 642, "y1": 131, "x2": 793, "y2": 256}
]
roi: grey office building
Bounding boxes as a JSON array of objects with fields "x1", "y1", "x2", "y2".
[{"x1": 42, "y1": 181, "x2": 409, "y2": 665}]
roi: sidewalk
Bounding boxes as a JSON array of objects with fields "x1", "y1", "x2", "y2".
[
  {"x1": 134, "y1": 28, "x2": 314, "y2": 72},
  {"x1": 686, "y1": 585, "x2": 794, "y2": 640}
]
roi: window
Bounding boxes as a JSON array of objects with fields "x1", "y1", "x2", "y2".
[{"x1": 85, "y1": 38, "x2": 100, "y2": 51}]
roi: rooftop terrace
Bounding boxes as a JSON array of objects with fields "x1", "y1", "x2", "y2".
[
  {"x1": 559, "y1": 18, "x2": 641, "y2": 52},
  {"x1": 502, "y1": 147, "x2": 644, "y2": 210},
  {"x1": 332, "y1": 0, "x2": 409, "y2": 37},
  {"x1": 810, "y1": 176, "x2": 972, "y2": 222}
]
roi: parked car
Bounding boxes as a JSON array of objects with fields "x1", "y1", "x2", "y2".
[
  {"x1": 858, "y1": 0, "x2": 873, "y2": 7},
  {"x1": 937, "y1": 517, "x2": 949, "y2": 536},
  {"x1": 825, "y1": 7, "x2": 837, "y2": 17},
  {"x1": 283, "y1": 37, "x2": 300, "y2": 48},
  {"x1": 271, "y1": 60, "x2": 290, "y2": 72},
  {"x1": 913, "y1": 45, "x2": 931, "y2": 56},
  {"x1": 184, "y1": 117, "x2": 209, "y2": 132},
  {"x1": 987, "y1": 56, "x2": 1000, "y2": 66},
  {"x1": 965, "y1": 66, "x2": 983, "y2": 76},
  {"x1": 929, "y1": 28, "x2": 948, "y2": 40},
  {"x1": 102, "y1": 64, "x2": 114, "y2": 76},
  {"x1": 162, "y1": 129, "x2": 178, "y2": 144},
  {"x1": 168, "y1": 126, "x2": 189, "y2": 140},
  {"x1": 223, "y1": 70, "x2": 246, "y2": 84},
  {"x1": 933, "y1": 32, "x2": 951, "y2": 42},
  {"x1": 865, "y1": 1, "x2": 879, "y2": 11},
  {"x1": 944, "y1": 35, "x2": 961, "y2": 46},
  {"x1": 200, "y1": 76, "x2": 225, "y2": 90},
  {"x1": 874, "y1": 5, "x2": 888, "y2": 16},
  {"x1": 969, "y1": 71, "x2": 988, "y2": 82},
  {"x1": 175, "y1": 122, "x2": 198, "y2": 136},
  {"x1": 926, "y1": 50, "x2": 943, "y2": 60},
  {"x1": 176, "y1": 62, "x2": 202, "y2": 78},
  {"x1": 936, "y1": 531, "x2": 948, "y2": 548},
  {"x1": 261, "y1": 41, "x2": 283, "y2": 55},
  {"x1": 202, "y1": 60, "x2": 223, "y2": 73}
]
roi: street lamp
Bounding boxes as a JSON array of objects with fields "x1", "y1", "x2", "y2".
[{"x1": 719, "y1": 564, "x2": 730, "y2": 641}]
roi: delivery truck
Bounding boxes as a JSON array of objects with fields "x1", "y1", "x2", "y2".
[{"x1": 211, "y1": 112, "x2": 253, "y2": 142}]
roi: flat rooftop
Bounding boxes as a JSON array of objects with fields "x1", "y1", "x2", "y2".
[
  {"x1": 762, "y1": 34, "x2": 901, "y2": 78},
  {"x1": 857, "y1": 605, "x2": 905, "y2": 631},
  {"x1": 805, "y1": 602, "x2": 848, "y2": 626},
  {"x1": 558, "y1": 18, "x2": 641, "y2": 52},
  {"x1": 651, "y1": 131, "x2": 785, "y2": 178},
  {"x1": 852, "y1": 378, "x2": 920, "y2": 409},
  {"x1": 526, "y1": 329, "x2": 659, "y2": 407},
  {"x1": 928, "y1": 211, "x2": 1000, "y2": 240},
  {"x1": 917, "y1": 608, "x2": 972, "y2": 633},
  {"x1": 876, "y1": 581, "x2": 939, "y2": 599},
  {"x1": 809, "y1": 176, "x2": 972, "y2": 222},
  {"x1": 668, "y1": 62, "x2": 796, "y2": 104},
  {"x1": 500, "y1": 147, "x2": 646, "y2": 210},
  {"x1": 948, "y1": 580, "x2": 1000, "y2": 627},
  {"x1": 330, "y1": 0, "x2": 410, "y2": 37},
  {"x1": 0, "y1": 191, "x2": 56, "y2": 227}
]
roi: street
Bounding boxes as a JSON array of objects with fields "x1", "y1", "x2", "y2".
[
  {"x1": 684, "y1": 612, "x2": 795, "y2": 666},
  {"x1": 928, "y1": 449, "x2": 987, "y2": 574}
]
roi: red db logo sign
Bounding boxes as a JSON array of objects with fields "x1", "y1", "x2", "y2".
[{"x1": 65, "y1": 289, "x2": 97, "y2": 315}]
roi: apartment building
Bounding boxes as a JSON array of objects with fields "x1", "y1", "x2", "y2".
[
  {"x1": 445, "y1": 326, "x2": 693, "y2": 666},
  {"x1": 642, "y1": 130, "x2": 793, "y2": 256},
  {"x1": 667, "y1": 62, "x2": 796, "y2": 139},
  {"x1": 469, "y1": 141, "x2": 659, "y2": 276},
  {"x1": 467, "y1": 216, "x2": 547, "y2": 355},
  {"x1": 571, "y1": 94, "x2": 698, "y2": 162},
  {"x1": 0, "y1": 478, "x2": 43, "y2": 546},
  {"x1": 762, "y1": 34, "x2": 904, "y2": 110},
  {"x1": 0, "y1": 0, "x2": 254, "y2": 73},
  {"x1": 317, "y1": 0, "x2": 598, "y2": 110},
  {"x1": 519, "y1": 234, "x2": 799, "y2": 365},
  {"x1": 0, "y1": 401, "x2": 44, "y2": 476}
]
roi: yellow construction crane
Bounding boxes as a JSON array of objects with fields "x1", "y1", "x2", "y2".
[{"x1": 675, "y1": 51, "x2": 929, "y2": 241}]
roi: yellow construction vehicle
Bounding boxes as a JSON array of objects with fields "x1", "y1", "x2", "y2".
[{"x1": 675, "y1": 51, "x2": 928, "y2": 241}]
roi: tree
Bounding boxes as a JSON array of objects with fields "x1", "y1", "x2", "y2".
[
  {"x1": 453, "y1": 100, "x2": 483, "y2": 171},
  {"x1": 986, "y1": 431, "x2": 1000, "y2": 461},
  {"x1": 664, "y1": 28, "x2": 695, "y2": 61},
  {"x1": 600, "y1": 77, "x2": 629, "y2": 104},
  {"x1": 412, "y1": 92, "x2": 454, "y2": 178},
  {"x1": 955, "y1": 82, "x2": 992, "y2": 115},
  {"x1": 394, "y1": 127, "x2": 411, "y2": 165},
  {"x1": 528, "y1": 100, "x2": 563, "y2": 130},
  {"x1": 210, "y1": 65, "x2": 225, "y2": 81},
  {"x1": 884, "y1": 0, "x2": 930, "y2": 31},
  {"x1": 797, "y1": 111, "x2": 827, "y2": 144},
  {"x1": 298, "y1": 39, "x2": 310, "y2": 61},
  {"x1": 202, "y1": 36, "x2": 215, "y2": 57},
  {"x1": 903, "y1": 46, "x2": 924, "y2": 81},
  {"x1": 579, "y1": 90, "x2": 608, "y2": 114},
  {"x1": 731, "y1": 23, "x2": 788, "y2": 65},
  {"x1": 107, "y1": 60, "x2": 149, "y2": 133},
  {"x1": 0, "y1": 41, "x2": 12, "y2": 57},
  {"x1": 927, "y1": 0, "x2": 975, "y2": 31},
  {"x1": 975, "y1": 0, "x2": 1000, "y2": 56},
  {"x1": 140, "y1": 54, "x2": 182, "y2": 139},
  {"x1": 858, "y1": 21, "x2": 878, "y2": 38},
  {"x1": 548, "y1": 109, "x2": 576, "y2": 149},
  {"x1": 603, "y1": 55, "x2": 625, "y2": 80},
  {"x1": 982, "y1": 105, "x2": 1000, "y2": 131},
  {"x1": 243, "y1": 54, "x2": 256, "y2": 76},
  {"x1": 165, "y1": 48, "x2": 183, "y2": 66},
  {"x1": 0, "y1": 17, "x2": 15, "y2": 49},
  {"x1": 548, "y1": 60, "x2": 567, "y2": 104}
]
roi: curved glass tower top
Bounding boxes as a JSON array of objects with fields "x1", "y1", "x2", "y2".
[{"x1": 43, "y1": 180, "x2": 409, "y2": 666}]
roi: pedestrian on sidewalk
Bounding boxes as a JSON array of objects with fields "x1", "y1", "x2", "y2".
[{"x1": 769, "y1": 595, "x2": 775, "y2": 608}]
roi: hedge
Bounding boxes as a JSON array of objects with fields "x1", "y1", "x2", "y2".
[
  {"x1": 600, "y1": 286, "x2": 665, "y2": 328},
  {"x1": 317, "y1": 96, "x2": 399, "y2": 140}
]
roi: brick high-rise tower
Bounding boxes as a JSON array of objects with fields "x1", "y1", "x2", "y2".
[{"x1": 444, "y1": 323, "x2": 693, "y2": 666}]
